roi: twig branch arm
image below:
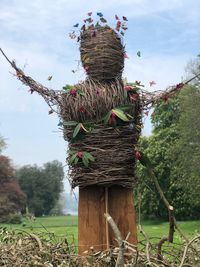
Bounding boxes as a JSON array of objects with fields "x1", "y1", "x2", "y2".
[
  {"x1": 0, "y1": 48, "x2": 61, "y2": 112},
  {"x1": 141, "y1": 72, "x2": 200, "y2": 109}
]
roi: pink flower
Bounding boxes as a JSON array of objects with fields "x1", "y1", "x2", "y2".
[
  {"x1": 109, "y1": 112, "x2": 116, "y2": 125},
  {"x1": 79, "y1": 106, "x2": 86, "y2": 113},
  {"x1": 77, "y1": 151, "x2": 83, "y2": 158},
  {"x1": 135, "y1": 80, "x2": 141, "y2": 85},
  {"x1": 124, "y1": 53, "x2": 129, "y2": 59},
  {"x1": 84, "y1": 65, "x2": 89, "y2": 71},
  {"x1": 134, "y1": 149, "x2": 141, "y2": 160},
  {"x1": 124, "y1": 85, "x2": 133, "y2": 91},
  {"x1": 69, "y1": 88, "x2": 77, "y2": 96},
  {"x1": 176, "y1": 83, "x2": 184, "y2": 89},
  {"x1": 129, "y1": 93, "x2": 138, "y2": 102},
  {"x1": 149, "y1": 81, "x2": 156, "y2": 87}
]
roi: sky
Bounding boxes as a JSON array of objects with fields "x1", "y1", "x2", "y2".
[{"x1": 0, "y1": 0, "x2": 199, "y2": 192}]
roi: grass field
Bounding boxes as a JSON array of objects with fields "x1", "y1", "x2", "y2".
[{"x1": 1, "y1": 216, "x2": 200, "y2": 245}]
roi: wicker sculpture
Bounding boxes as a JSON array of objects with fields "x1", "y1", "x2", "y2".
[{"x1": 3, "y1": 13, "x2": 193, "y2": 255}]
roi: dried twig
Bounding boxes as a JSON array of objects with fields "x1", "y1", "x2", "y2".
[
  {"x1": 0, "y1": 48, "x2": 61, "y2": 114},
  {"x1": 179, "y1": 234, "x2": 200, "y2": 267},
  {"x1": 104, "y1": 213, "x2": 124, "y2": 267}
]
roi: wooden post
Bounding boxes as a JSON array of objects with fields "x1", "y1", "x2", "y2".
[{"x1": 78, "y1": 185, "x2": 137, "y2": 254}]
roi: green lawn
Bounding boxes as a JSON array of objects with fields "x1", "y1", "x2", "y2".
[{"x1": 1, "y1": 216, "x2": 199, "y2": 245}]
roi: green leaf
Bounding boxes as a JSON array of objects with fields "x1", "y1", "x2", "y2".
[
  {"x1": 74, "y1": 157, "x2": 79, "y2": 165},
  {"x1": 82, "y1": 155, "x2": 89, "y2": 167},
  {"x1": 116, "y1": 104, "x2": 132, "y2": 111},
  {"x1": 77, "y1": 89, "x2": 86, "y2": 97},
  {"x1": 124, "y1": 90, "x2": 128, "y2": 98},
  {"x1": 63, "y1": 121, "x2": 78, "y2": 126},
  {"x1": 103, "y1": 111, "x2": 112, "y2": 124},
  {"x1": 126, "y1": 113, "x2": 134, "y2": 119},
  {"x1": 84, "y1": 152, "x2": 95, "y2": 162},
  {"x1": 69, "y1": 149, "x2": 77, "y2": 155},
  {"x1": 139, "y1": 152, "x2": 153, "y2": 169},
  {"x1": 63, "y1": 84, "x2": 72, "y2": 90},
  {"x1": 112, "y1": 109, "x2": 130, "y2": 121},
  {"x1": 69, "y1": 154, "x2": 77, "y2": 164},
  {"x1": 73, "y1": 123, "x2": 82, "y2": 138},
  {"x1": 80, "y1": 123, "x2": 88, "y2": 133}
]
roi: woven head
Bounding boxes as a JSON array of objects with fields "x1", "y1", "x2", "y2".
[{"x1": 80, "y1": 26, "x2": 125, "y2": 82}]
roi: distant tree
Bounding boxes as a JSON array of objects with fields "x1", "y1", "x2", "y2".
[
  {"x1": 0, "y1": 155, "x2": 26, "y2": 223},
  {"x1": 16, "y1": 160, "x2": 64, "y2": 217},
  {"x1": 0, "y1": 135, "x2": 6, "y2": 154}
]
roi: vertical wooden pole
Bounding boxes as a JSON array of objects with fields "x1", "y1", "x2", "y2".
[
  {"x1": 105, "y1": 187, "x2": 110, "y2": 250},
  {"x1": 78, "y1": 185, "x2": 137, "y2": 254},
  {"x1": 108, "y1": 185, "x2": 138, "y2": 246}
]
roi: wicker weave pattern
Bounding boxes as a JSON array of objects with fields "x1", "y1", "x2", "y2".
[
  {"x1": 65, "y1": 124, "x2": 140, "y2": 188},
  {"x1": 80, "y1": 26, "x2": 125, "y2": 81},
  {"x1": 60, "y1": 79, "x2": 135, "y2": 122}
]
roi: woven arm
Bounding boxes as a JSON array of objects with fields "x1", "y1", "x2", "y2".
[
  {"x1": 0, "y1": 48, "x2": 61, "y2": 113},
  {"x1": 141, "y1": 73, "x2": 200, "y2": 110}
]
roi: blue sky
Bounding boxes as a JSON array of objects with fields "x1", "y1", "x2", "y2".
[{"x1": 0, "y1": 0, "x2": 199, "y2": 191}]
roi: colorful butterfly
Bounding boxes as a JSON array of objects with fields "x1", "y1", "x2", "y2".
[
  {"x1": 58, "y1": 121, "x2": 63, "y2": 127},
  {"x1": 149, "y1": 81, "x2": 156, "y2": 86},
  {"x1": 122, "y1": 16, "x2": 128, "y2": 21},
  {"x1": 97, "y1": 12, "x2": 103, "y2": 17},
  {"x1": 85, "y1": 17, "x2": 93, "y2": 23},
  {"x1": 122, "y1": 26, "x2": 128, "y2": 30},
  {"x1": 100, "y1": 17, "x2": 107, "y2": 23},
  {"x1": 117, "y1": 21, "x2": 121, "y2": 27},
  {"x1": 81, "y1": 25, "x2": 86, "y2": 31}
]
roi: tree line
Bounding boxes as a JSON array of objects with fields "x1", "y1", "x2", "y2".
[
  {"x1": 0, "y1": 138, "x2": 64, "y2": 222},
  {"x1": 136, "y1": 57, "x2": 200, "y2": 220}
]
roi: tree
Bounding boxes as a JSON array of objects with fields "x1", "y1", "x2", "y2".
[
  {"x1": 0, "y1": 135, "x2": 6, "y2": 154},
  {"x1": 16, "y1": 160, "x2": 64, "y2": 217},
  {"x1": 170, "y1": 86, "x2": 200, "y2": 219},
  {"x1": 136, "y1": 82, "x2": 200, "y2": 220},
  {"x1": 0, "y1": 155, "x2": 26, "y2": 223},
  {"x1": 136, "y1": 95, "x2": 180, "y2": 219}
]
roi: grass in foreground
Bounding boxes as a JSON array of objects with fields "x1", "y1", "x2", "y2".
[{"x1": 1, "y1": 216, "x2": 200, "y2": 245}]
